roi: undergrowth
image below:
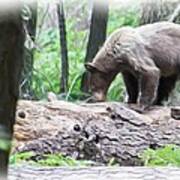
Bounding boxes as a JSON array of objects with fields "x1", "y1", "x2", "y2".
[
  {"x1": 10, "y1": 152, "x2": 95, "y2": 167},
  {"x1": 140, "y1": 145, "x2": 180, "y2": 167}
]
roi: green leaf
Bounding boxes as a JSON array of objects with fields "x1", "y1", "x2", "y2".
[
  {"x1": 140, "y1": 145, "x2": 180, "y2": 167},
  {"x1": 0, "y1": 139, "x2": 11, "y2": 151}
]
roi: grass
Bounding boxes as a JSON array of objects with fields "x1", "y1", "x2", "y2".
[
  {"x1": 10, "y1": 145, "x2": 180, "y2": 167},
  {"x1": 140, "y1": 145, "x2": 180, "y2": 167},
  {"x1": 10, "y1": 152, "x2": 95, "y2": 167},
  {"x1": 9, "y1": 152, "x2": 120, "y2": 167}
]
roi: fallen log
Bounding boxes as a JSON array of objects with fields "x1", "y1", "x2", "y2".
[{"x1": 13, "y1": 100, "x2": 180, "y2": 165}]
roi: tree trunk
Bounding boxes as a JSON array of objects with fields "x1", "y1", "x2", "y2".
[
  {"x1": 20, "y1": 0, "x2": 37, "y2": 100},
  {"x1": 13, "y1": 100, "x2": 180, "y2": 166},
  {"x1": 57, "y1": 0, "x2": 69, "y2": 93},
  {"x1": 81, "y1": 0, "x2": 109, "y2": 93},
  {"x1": 0, "y1": 5, "x2": 25, "y2": 179}
]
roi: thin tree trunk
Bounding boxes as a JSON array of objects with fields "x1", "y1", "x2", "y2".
[
  {"x1": 57, "y1": 0, "x2": 69, "y2": 93},
  {"x1": 81, "y1": 0, "x2": 109, "y2": 93},
  {"x1": 20, "y1": 0, "x2": 37, "y2": 100},
  {"x1": 0, "y1": 5, "x2": 24, "y2": 179}
]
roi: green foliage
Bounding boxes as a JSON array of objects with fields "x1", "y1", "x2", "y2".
[
  {"x1": 33, "y1": 20, "x2": 88, "y2": 100},
  {"x1": 140, "y1": 145, "x2": 180, "y2": 167},
  {"x1": 37, "y1": 154, "x2": 93, "y2": 167},
  {"x1": 107, "y1": 74, "x2": 125, "y2": 101},
  {"x1": 65, "y1": 18, "x2": 88, "y2": 101},
  {"x1": 33, "y1": 28, "x2": 60, "y2": 99},
  {"x1": 10, "y1": 152, "x2": 34, "y2": 164},
  {"x1": 108, "y1": 7, "x2": 139, "y2": 34},
  {"x1": 0, "y1": 139, "x2": 11, "y2": 151},
  {"x1": 10, "y1": 152, "x2": 94, "y2": 167}
]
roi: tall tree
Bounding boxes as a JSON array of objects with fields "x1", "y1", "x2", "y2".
[
  {"x1": 0, "y1": 4, "x2": 25, "y2": 179},
  {"x1": 81, "y1": 0, "x2": 109, "y2": 93},
  {"x1": 57, "y1": 0, "x2": 69, "y2": 93},
  {"x1": 20, "y1": 0, "x2": 37, "y2": 99}
]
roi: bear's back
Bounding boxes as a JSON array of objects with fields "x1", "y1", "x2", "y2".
[
  {"x1": 137, "y1": 22, "x2": 180, "y2": 76},
  {"x1": 105, "y1": 26, "x2": 136, "y2": 47},
  {"x1": 137, "y1": 22, "x2": 180, "y2": 40}
]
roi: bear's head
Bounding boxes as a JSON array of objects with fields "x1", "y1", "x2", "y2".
[{"x1": 85, "y1": 62, "x2": 116, "y2": 102}]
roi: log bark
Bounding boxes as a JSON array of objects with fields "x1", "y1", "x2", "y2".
[
  {"x1": 13, "y1": 100, "x2": 180, "y2": 166},
  {"x1": 8, "y1": 166, "x2": 180, "y2": 180}
]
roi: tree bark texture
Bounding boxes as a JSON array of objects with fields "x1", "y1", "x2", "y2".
[
  {"x1": 0, "y1": 6, "x2": 24, "y2": 179},
  {"x1": 81, "y1": 0, "x2": 109, "y2": 93},
  {"x1": 13, "y1": 100, "x2": 180, "y2": 166},
  {"x1": 20, "y1": 0, "x2": 37, "y2": 100},
  {"x1": 57, "y1": 0, "x2": 69, "y2": 93},
  {"x1": 8, "y1": 166, "x2": 180, "y2": 180}
]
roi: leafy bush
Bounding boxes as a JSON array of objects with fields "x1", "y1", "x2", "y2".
[
  {"x1": 33, "y1": 28, "x2": 60, "y2": 99},
  {"x1": 140, "y1": 145, "x2": 180, "y2": 167}
]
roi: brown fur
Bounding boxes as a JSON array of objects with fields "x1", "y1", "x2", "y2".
[{"x1": 85, "y1": 22, "x2": 180, "y2": 109}]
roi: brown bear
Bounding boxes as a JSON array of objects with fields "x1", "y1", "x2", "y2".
[{"x1": 85, "y1": 22, "x2": 180, "y2": 110}]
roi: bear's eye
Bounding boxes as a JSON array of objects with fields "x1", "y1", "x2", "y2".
[
  {"x1": 112, "y1": 43, "x2": 121, "y2": 55},
  {"x1": 112, "y1": 47, "x2": 118, "y2": 55}
]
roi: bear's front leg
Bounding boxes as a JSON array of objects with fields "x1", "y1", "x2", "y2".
[
  {"x1": 138, "y1": 68, "x2": 160, "y2": 111},
  {"x1": 122, "y1": 72, "x2": 138, "y2": 103}
]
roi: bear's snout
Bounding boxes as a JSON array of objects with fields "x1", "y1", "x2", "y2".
[
  {"x1": 85, "y1": 92, "x2": 106, "y2": 103},
  {"x1": 92, "y1": 92, "x2": 106, "y2": 102}
]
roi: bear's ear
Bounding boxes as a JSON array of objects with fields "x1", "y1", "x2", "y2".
[{"x1": 85, "y1": 62, "x2": 98, "y2": 72}]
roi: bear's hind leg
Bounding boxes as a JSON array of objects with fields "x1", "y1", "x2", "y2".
[{"x1": 156, "y1": 75, "x2": 177, "y2": 105}]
